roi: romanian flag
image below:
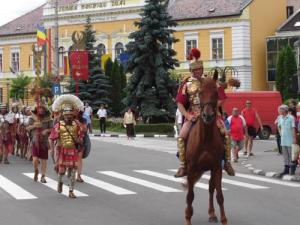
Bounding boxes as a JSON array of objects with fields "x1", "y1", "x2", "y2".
[{"x1": 37, "y1": 24, "x2": 46, "y2": 46}]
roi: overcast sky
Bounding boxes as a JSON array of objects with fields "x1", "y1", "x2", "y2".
[{"x1": 0, "y1": 0, "x2": 46, "y2": 26}]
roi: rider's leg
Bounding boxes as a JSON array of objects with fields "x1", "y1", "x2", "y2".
[
  {"x1": 175, "y1": 121, "x2": 192, "y2": 178},
  {"x1": 223, "y1": 135, "x2": 235, "y2": 176}
]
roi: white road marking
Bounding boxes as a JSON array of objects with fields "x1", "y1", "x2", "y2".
[
  {"x1": 135, "y1": 170, "x2": 227, "y2": 190},
  {"x1": 80, "y1": 175, "x2": 136, "y2": 195},
  {"x1": 23, "y1": 173, "x2": 88, "y2": 197},
  {"x1": 168, "y1": 169, "x2": 269, "y2": 190},
  {"x1": 0, "y1": 175, "x2": 37, "y2": 200},
  {"x1": 98, "y1": 171, "x2": 182, "y2": 193},
  {"x1": 235, "y1": 173, "x2": 300, "y2": 187}
]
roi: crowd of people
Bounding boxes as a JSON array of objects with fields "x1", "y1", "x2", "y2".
[{"x1": 0, "y1": 95, "x2": 91, "y2": 198}]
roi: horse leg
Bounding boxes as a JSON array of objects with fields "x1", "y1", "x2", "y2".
[
  {"x1": 185, "y1": 174, "x2": 195, "y2": 225},
  {"x1": 215, "y1": 166, "x2": 228, "y2": 225},
  {"x1": 208, "y1": 170, "x2": 218, "y2": 223}
]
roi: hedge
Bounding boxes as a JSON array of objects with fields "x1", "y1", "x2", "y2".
[{"x1": 92, "y1": 119, "x2": 174, "y2": 134}]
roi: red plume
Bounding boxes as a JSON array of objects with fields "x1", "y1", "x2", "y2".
[{"x1": 187, "y1": 48, "x2": 201, "y2": 60}]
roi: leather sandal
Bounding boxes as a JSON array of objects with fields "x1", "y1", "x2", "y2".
[
  {"x1": 34, "y1": 170, "x2": 39, "y2": 182},
  {"x1": 76, "y1": 177, "x2": 84, "y2": 183},
  {"x1": 69, "y1": 191, "x2": 76, "y2": 198},
  {"x1": 40, "y1": 176, "x2": 47, "y2": 183},
  {"x1": 57, "y1": 182, "x2": 63, "y2": 193},
  {"x1": 3, "y1": 159, "x2": 10, "y2": 165}
]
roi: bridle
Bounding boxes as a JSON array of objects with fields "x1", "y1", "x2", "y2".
[{"x1": 200, "y1": 101, "x2": 217, "y2": 124}]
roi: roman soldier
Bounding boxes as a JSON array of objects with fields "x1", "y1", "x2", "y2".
[
  {"x1": 0, "y1": 105, "x2": 13, "y2": 164},
  {"x1": 174, "y1": 48, "x2": 235, "y2": 178},
  {"x1": 17, "y1": 107, "x2": 30, "y2": 159},
  {"x1": 50, "y1": 94, "x2": 84, "y2": 198},
  {"x1": 27, "y1": 104, "x2": 53, "y2": 183},
  {"x1": 9, "y1": 103, "x2": 19, "y2": 155}
]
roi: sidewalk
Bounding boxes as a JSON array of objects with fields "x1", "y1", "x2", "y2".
[{"x1": 237, "y1": 139, "x2": 300, "y2": 182}]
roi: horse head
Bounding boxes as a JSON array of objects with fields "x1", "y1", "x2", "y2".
[{"x1": 199, "y1": 72, "x2": 218, "y2": 124}]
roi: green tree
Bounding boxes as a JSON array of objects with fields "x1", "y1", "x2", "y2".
[
  {"x1": 275, "y1": 48, "x2": 285, "y2": 96},
  {"x1": 124, "y1": 0, "x2": 179, "y2": 122},
  {"x1": 119, "y1": 63, "x2": 127, "y2": 98},
  {"x1": 109, "y1": 59, "x2": 122, "y2": 116},
  {"x1": 69, "y1": 17, "x2": 111, "y2": 109},
  {"x1": 283, "y1": 45, "x2": 297, "y2": 99},
  {"x1": 9, "y1": 73, "x2": 32, "y2": 104}
]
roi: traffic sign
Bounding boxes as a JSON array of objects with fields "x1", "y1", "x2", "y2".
[{"x1": 52, "y1": 83, "x2": 61, "y2": 95}]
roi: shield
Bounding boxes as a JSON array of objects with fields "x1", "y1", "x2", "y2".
[{"x1": 82, "y1": 133, "x2": 91, "y2": 159}]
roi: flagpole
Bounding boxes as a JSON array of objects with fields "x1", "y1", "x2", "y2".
[{"x1": 54, "y1": 0, "x2": 59, "y2": 78}]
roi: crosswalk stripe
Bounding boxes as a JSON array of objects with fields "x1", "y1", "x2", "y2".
[
  {"x1": 235, "y1": 173, "x2": 300, "y2": 187},
  {"x1": 0, "y1": 175, "x2": 37, "y2": 200},
  {"x1": 23, "y1": 173, "x2": 88, "y2": 197},
  {"x1": 80, "y1": 175, "x2": 136, "y2": 195},
  {"x1": 168, "y1": 169, "x2": 269, "y2": 190},
  {"x1": 201, "y1": 175, "x2": 269, "y2": 189},
  {"x1": 135, "y1": 170, "x2": 227, "y2": 190},
  {"x1": 98, "y1": 171, "x2": 182, "y2": 193}
]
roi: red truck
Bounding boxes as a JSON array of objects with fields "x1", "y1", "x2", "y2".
[{"x1": 223, "y1": 91, "x2": 282, "y2": 139}]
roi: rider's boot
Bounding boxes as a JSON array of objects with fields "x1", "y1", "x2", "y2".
[
  {"x1": 174, "y1": 137, "x2": 187, "y2": 178},
  {"x1": 224, "y1": 135, "x2": 235, "y2": 176}
]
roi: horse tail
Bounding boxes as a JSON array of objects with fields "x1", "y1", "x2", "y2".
[{"x1": 182, "y1": 172, "x2": 204, "y2": 190}]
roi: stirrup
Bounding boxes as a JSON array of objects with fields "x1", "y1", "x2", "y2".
[
  {"x1": 174, "y1": 167, "x2": 187, "y2": 178},
  {"x1": 224, "y1": 162, "x2": 235, "y2": 176},
  {"x1": 69, "y1": 191, "x2": 77, "y2": 198}
]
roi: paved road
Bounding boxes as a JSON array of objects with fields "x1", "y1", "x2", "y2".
[{"x1": 0, "y1": 137, "x2": 299, "y2": 225}]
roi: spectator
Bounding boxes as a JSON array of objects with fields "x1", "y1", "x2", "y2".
[
  {"x1": 97, "y1": 104, "x2": 107, "y2": 134},
  {"x1": 288, "y1": 99, "x2": 297, "y2": 118},
  {"x1": 241, "y1": 100, "x2": 263, "y2": 157},
  {"x1": 123, "y1": 107, "x2": 136, "y2": 140},
  {"x1": 175, "y1": 108, "x2": 183, "y2": 134},
  {"x1": 84, "y1": 102, "x2": 93, "y2": 134},
  {"x1": 227, "y1": 108, "x2": 247, "y2": 162},
  {"x1": 277, "y1": 104, "x2": 297, "y2": 176},
  {"x1": 275, "y1": 106, "x2": 283, "y2": 155}
]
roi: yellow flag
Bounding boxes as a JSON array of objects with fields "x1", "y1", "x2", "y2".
[{"x1": 101, "y1": 54, "x2": 112, "y2": 70}]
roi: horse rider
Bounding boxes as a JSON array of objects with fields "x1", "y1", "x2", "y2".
[{"x1": 174, "y1": 48, "x2": 235, "y2": 178}]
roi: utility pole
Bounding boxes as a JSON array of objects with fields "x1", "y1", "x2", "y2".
[{"x1": 54, "y1": 0, "x2": 59, "y2": 78}]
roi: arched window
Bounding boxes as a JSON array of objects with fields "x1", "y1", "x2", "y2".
[
  {"x1": 115, "y1": 42, "x2": 124, "y2": 60},
  {"x1": 97, "y1": 43, "x2": 106, "y2": 56},
  {"x1": 58, "y1": 46, "x2": 65, "y2": 68}
]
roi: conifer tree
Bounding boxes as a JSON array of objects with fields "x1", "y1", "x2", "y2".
[
  {"x1": 68, "y1": 17, "x2": 111, "y2": 109},
  {"x1": 283, "y1": 45, "x2": 297, "y2": 99},
  {"x1": 124, "y1": 0, "x2": 179, "y2": 121}
]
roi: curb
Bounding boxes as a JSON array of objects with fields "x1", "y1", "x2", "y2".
[
  {"x1": 239, "y1": 157, "x2": 300, "y2": 182},
  {"x1": 92, "y1": 134, "x2": 175, "y2": 138}
]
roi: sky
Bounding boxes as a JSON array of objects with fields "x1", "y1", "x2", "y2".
[{"x1": 0, "y1": 0, "x2": 46, "y2": 26}]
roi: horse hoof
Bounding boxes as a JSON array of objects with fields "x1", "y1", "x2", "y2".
[{"x1": 209, "y1": 216, "x2": 218, "y2": 223}]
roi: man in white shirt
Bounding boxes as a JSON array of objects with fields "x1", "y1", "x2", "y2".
[
  {"x1": 84, "y1": 102, "x2": 93, "y2": 134},
  {"x1": 97, "y1": 104, "x2": 107, "y2": 134}
]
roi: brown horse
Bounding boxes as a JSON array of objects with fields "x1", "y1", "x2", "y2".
[{"x1": 184, "y1": 75, "x2": 228, "y2": 225}]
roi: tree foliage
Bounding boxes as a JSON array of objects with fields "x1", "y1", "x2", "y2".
[
  {"x1": 68, "y1": 17, "x2": 111, "y2": 110},
  {"x1": 276, "y1": 45, "x2": 297, "y2": 100},
  {"x1": 123, "y1": 0, "x2": 179, "y2": 122},
  {"x1": 9, "y1": 73, "x2": 32, "y2": 103}
]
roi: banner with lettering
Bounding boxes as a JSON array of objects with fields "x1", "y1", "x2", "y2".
[{"x1": 69, "y1": 51, "x2": 89, "y2": 81}]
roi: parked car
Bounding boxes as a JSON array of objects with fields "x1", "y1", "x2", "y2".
[{"x1": 223, "y1": 91, "x2": 282, "y2": 139}]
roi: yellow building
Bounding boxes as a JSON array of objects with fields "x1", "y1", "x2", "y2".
[{"x1": 0, "y1": 0, "x2": 287, "y2": 105}]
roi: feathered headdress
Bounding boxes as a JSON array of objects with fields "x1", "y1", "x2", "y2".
[
  {"x1": 188, "y1": 48, "x2": 203, "y2": 70},
  {"x1": 52, "y1": 94, "x2": 84, "y2": 113}
]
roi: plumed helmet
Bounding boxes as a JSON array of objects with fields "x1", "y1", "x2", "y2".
[{"x1": 188, "y1": 48, "x2": 203, "y2": 70}]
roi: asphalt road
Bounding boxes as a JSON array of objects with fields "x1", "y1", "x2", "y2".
[{"x1": 0, "y1": 137, "x2": 299, "y2": 225}]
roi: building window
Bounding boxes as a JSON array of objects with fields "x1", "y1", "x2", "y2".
[
  {"x1": 11, "y1": 52, "x2": 20, "y2": 72},
  {"x1": 59, "y1": 47, "x2": 65, "y2": 68},
  {"x1": 0, "y1": 88, "x2": 2, "y2": 103},
  {"x1": 211, "y1": 38, "x2": 224, "y2": 60},
  {"x1": 0, "y1": 54, "x2": 2, "y2": 72},
  {"x1": 185, "y1": 40, "x2": 197, "y2": 58},
  {"x1": 97, "y1": 43, "x2": 106, "y2": 56},
  {"x1": 115, "y1": 42, "x2": 124, "y2": 60},
  {"x1": 287, "y1": 6, "x2": 294, "y2": 18}
]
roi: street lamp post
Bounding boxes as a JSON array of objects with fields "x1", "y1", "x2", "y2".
[{"x1": 6, "y1": 81, "x2": 10, "y2": 109}]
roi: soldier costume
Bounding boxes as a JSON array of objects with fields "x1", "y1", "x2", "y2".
[
  {"x1": 27, "y1": 104, "x2": 53, "y2": 183},
  {"x1": 0, "y1": 104, "x2": 12, "y2": 164},
  {"x1": 50, "y1": 94, "x2": 84, "y2": 198},
  {"x1": 174, "y1": 48, "x2": 235, "y2": 178}
]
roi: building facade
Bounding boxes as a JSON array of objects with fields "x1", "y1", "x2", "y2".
[{"x1": 0, "y1": 0, "x2": 287, "y2": 105}]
